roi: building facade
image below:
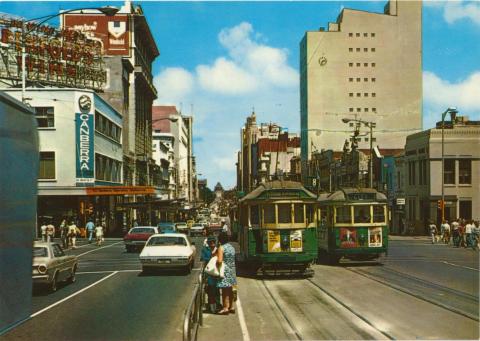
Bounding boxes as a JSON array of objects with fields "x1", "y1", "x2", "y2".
[
  {"x1": 401, "y1": 117, "x2": 480, "y2": 234},
  {"x1": 5, "y1": 88, "x2": 125, "y2": 235},
  {"x1": 300, "y1": 0, "x2": 422, "y2": 170}
]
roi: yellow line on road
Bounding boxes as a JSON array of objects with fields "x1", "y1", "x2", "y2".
[{"x1": 31, "y1": 271, "x2": 119, "y2": 318}]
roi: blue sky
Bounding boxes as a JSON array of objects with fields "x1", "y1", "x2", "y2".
[{"x1": 2, "y1": 1, "x2": 479, "y2": 189}]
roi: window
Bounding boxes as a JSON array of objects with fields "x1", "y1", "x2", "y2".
[
  {"x1": 459, "y1": 159, "x2": 471, "y2": 184},
  {"x1": 35, "y1": 107, "x2": 54, "y2": 128},
  {"x1": 278, "y1": 204, "x2": 291, "y2": 223},
  {"x1": 364, "y1": 93, "x2": 369, "y2": 97},
  {"x1": 371, "y1": 63, "x2": 376, "y2": 67},
  {"x1": 356, "y1": 93, "x2": 361, "y2": 97},
  {"x1": 365, "y1": 138, "x2": 369, "y2": 142},
  {"x1": 349, "y1": 93, "x2": 353, "y2": 97},
  {"x1": 372, "y1": 93, "x2": 376, "y2": 97},
  {"x1": 349, "y1": 122, "x2": 354, "y2": 127},
  {"x1": 356, "y1": 78, "x2": 361, "y2": 82},
  {"x1": 336, "y1": 206, "x2": 351, "y2": 223},
  {"x1": 408, "y1": 160, "x2": 416, "y2": 185},
  {"x1": 349, "y1": 33, "x2": 353, "y2": 37},
  {"x1": 114, "y1": 21, "x2": 121, "y2": 28},
  {"x1": 371, "y1": 48, "x2": 376, "y2": 52},
  {"x1": 356, "y1": 63, "x2": 361, "y2": 67},
  {"x1": 364, "y1": 48, "x2": 368, "y2": 52},
  {"x1": 52, "y1": 244, "x2": 64, "y2": 257},
  {"x1": 364, "y1": 78, "x2": 368, "y2": 82},
  {"x1": 250, "y1": 205, "x2": 259, "y2": 225},
  {"x1": 372, "y1": 108, "x2": 377, "y2": 112},
  {"x1": 39, "y1": 152, "x2": 55, "y2": 179},
  {"x1": 95, "y1": 111, "x2": 121, "y2": 143},
  {"x1": 372, "y1": 137, "x2": 376, "y2": 142},
  {"x1": 294, "y1": 204, "x2": 305, "y2": 223},
  {"x1": 356, "y1": 48, "x2": 360, "y2": 52},
  {"x1": 356, "y1": 33, "x2": 360, "y2": 37},
  {"x1": 372, "y1": 78, "x2": 376, "y2": 82},
  {"x1": 371, "y1": 33, "x2": 376, "y2": 37},
  {"x1": 354, "y1": 206, "x2": 371, "y2": 223},
  {"x1": 263, "y1": 204, "x2": 275, "y2": 224},
  {"x1": 459, "y1": 201, "x2": 472, "y2": 220},
  {"x1": 373, "y1": 206, "x2": 385, "y2": 223},
  {"x1": 349, "y1": 78, "x2": 353, "y2": 82},
  {"x1": 95, "y1": 153, "x2": 122, "y2": 183},
  {"x1": 349, "y1": 63, "x2": 353, "y2": 67},
  {"x1": 364, "y1": 63, "x2": 368, "y2": 67},
  {"x1": 357, "y1": 108, "x2": 361, "y2": 112},
  {"x1": 408, "y1": 198, "x2": 416, "y2": 221},
  {"x1": 419, "y1": 159, "x2": 427, "y2": 185},
  {"x1": 364, "y1": 33, "x2": 368, "y2": 37},
  {"x1": 364, "y1": 108, "x2": 369, "y2": 112},
  {"x1": 349, "y1": 48, "x2": 353, "y2": 52},
  {"x1": 444, "y1": 159, "x2": 455, "y2": 184},
  {"x1": 349, "y1": 108, "x2": 354, "y2": 112}
]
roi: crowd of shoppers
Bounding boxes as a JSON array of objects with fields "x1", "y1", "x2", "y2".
[{"x1": 429, "y1": 219, "x2": 479, "y2": 250}]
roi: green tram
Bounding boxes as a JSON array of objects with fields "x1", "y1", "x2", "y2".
[
  {"x1": 316, "y1": 188, "x2": 388, "y2": 264},
  {"x1": 237, "y1": 180, "x2": 318, "y2": 275}
]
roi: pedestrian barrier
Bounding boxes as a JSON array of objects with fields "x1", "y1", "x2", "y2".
[{"x1": 183, "y1": 267, "x2": 205, "y2": 341}]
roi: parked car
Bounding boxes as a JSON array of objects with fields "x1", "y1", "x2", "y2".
[
  {"x1": 175, "y1": 222, "x2": 189, "y2": 234},
  {"x1": 157, "y1": 222, "x2": 176, "y2": 234},
  {"x1": 32, "y1": 241, "x2": 78, "y2": 292},
  {"x1": 139, "y1": 233, "x2": 196, "y2": 273},
  {"x1": 190, "y1": 223, "x2": 206, "y2": 237},
  {"x1": 123, "y1": 226, "x2": 159, "y2": 252}
]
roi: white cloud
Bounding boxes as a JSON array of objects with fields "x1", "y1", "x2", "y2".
[
  {"x1": 197, "y1": 57, "x2": 257, "y2": 95},
  {"x1": 153, "y1": 67, "x2": 194, "y2": 105},
  {"x1": 213, "y1": 155, "x2": 237, "y2": 171},
  {"x1": 426, "y1": 1, "x2": 480, "y2": 25},
  {"x1": 423, "y1": 71, "x2": 480, "y2": 128}
]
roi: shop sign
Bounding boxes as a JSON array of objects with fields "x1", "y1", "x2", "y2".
[
  {"x1": 75, "y1": 93, "x2": 94, "y2": 184},
  {"x1": 396, "y1": 198, "x2": 406, "y2": 205},
  {"x1": 0, "y1": 18, "x2": 106, "y2": 90},
  {"x1": 86, "y1": 186, "x2": 156, "y2": 196}
]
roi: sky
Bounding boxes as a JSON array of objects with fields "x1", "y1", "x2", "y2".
[{"x1": 1, "y1": 0, "x2": 479, "y2": 189}]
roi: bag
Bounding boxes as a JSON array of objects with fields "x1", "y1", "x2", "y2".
[{"x1": 204, "y1": 256, "x2": 225, "y2": 278}]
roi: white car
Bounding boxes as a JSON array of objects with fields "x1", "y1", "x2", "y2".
[
  {"x1": 175, "y1": 222, "x2": 189, "y2": 234},
  {"x1": 139, "y1": 233, "x2": 196, "y2": 273},
  {"x1": 190, "y1": 223, "x2": 206, "y2": 237}
]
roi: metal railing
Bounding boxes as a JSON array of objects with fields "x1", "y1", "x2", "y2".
[{"x1": 183, "y1": 267, "x2": 204, "y2": 341}]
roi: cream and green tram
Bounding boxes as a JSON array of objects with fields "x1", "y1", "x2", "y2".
[
  {"x1": 316, "y1": 188, "x2": 388, "y2": 264},
  {"x1": 237, "y1": 181, "x2": 318, "y2": 275}
]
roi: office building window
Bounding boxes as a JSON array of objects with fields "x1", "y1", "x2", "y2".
[
  {"x1": 349, "y1": 108, "x2": 354, "y2": 112},
  {"x1": 371, "y1": 48, "x2": 376, "y2": 52},
  {"x1": 371, "y1": 33, "x2": 376, "y2": 37},
  {"x1": 364, "y1": 33, "x2": 368, "y2": 37},
  {"x1": 95, "y1": 153, "x2": 122, "y2": 183},
  {"x1": 349, "y1": 33, "x2": 353, "y2": 37},
  {"x1": 356, "y1": 33, "x2": 360, "y2": 37},
  {"x1": 444, "y1": 159, "x2": 455, "y2": 184},
  {"x1": 372, "y1": 63, "x2": 376, "y2": 67},
  {"x1": 372, "y1": 137, "x2": 376, "y2": 142},
  {"x1": 349, "y1": 48, "x2": 353, "y2": 52},
  {"x1": 349, "y1": 122, "x2": 354, "y2": 127},
  {"x1": 95, "y1": 111, "x2": 121, "y2": 143},
  {"x1": 356, "y1": 93, "x2": 360, "y2": 97},
  {"x1": 408, "y1": 160, "x2": 416, "y2": 185},
  {"x1": 408, "y1": 198, "x2": 416, "y2": 221},
  {"x1": 364, "y1": 63, "x2": 368, "y2": 67},
  {"x1": 356, "y1": 63, "x2": 361, "y2": 67},
  {"x1": 349, "y1": 63, "x2": 353, "y2": 67},
  {"x1": 459, "y1": 201, "x2": 472, "y2": 220},
  {"x1": 364, "y1": 48, "x2": 368, "y2": 52},
  {"x1": 459, "y1": 159, "x2": 471, "y2": 184},
  {"x1": 39, "y1": 152, "x2": 55, "y2": 179},
  {"x1": 364, "y1": 93, "x2": 369, "y2": 97},
  {"x1": 372, "y1": 78, "x2": 376, "y2": 82},
  {"x1": 372, "y1": 93, "x2": 376, "y2": 97},
  {"x1": 364, "y1": 108, "x2": 369, "y2": 112},
  {"x1": 364, "y1": 78, "x2": 368, "y2": 82},
  {"x1": 35, "y1": 107, "x2": 55, "y2": 128},
  {"x1": 349, "y1": 78, "x2": 353, "y2": 82},
  {"x1": 356, "y1": 48, "x2": 360, "y2": 52},
  {"x1": 356, "y1": 78, "x2": 361, "y2": 82},
  {"x1": 349, "y1": 93, "x2": 354, "y2": 97},
  {"x1": 357, "y1": 108, "x2": 361, "y2": 112},
  {"x1": 365, "y1": 138, "x2": 369, "y2": 142}
]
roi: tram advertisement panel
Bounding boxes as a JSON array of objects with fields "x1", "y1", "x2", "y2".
[
  {"x1": 368, "y1": 227, "x2": 383, "y2": 247},
  {"x1": 340, "y1": 228, "x2": 357, "y2": 248},
  {"x1": 290, "y1": 230, "x2": 303, "y2": 252},
  {"x1": 267, "y1": 231, "x2": 281, "y2": 252}
]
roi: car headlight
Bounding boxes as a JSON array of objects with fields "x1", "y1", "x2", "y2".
[{"x1": 38, "y1": 265, "x2": 47, "y2": 274}]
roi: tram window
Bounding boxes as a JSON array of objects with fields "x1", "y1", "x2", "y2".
[
  {"x1": 335, "y1": 206, "x2": 351, "y2": 224},
  {"x1": 373, "y1": 206, "x2": 385, "y2": 223},
  {"x1": 250, "y1": 205, "x2": 259, "y2": 225},
  {"x1": 263, "y1": 204, "x2": 275, "y2": 224},
  {"x1": 306, "y1": 205, "x2": 314, "y2": 224},
  {"x1": 294, "y1": 204, "x2": 305, "y2": 223},
  {"x1": 354, "y1": 206, "x2": 371, "y2": 223},
  {"x1": 278, "y1": 204, "x2": 291, "y2": 223}
]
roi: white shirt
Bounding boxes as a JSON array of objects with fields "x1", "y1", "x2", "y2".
[
  {"x1": 95, "y1": 226, "x2": 103, "y2": 236},
  {"x1": 442, "y1": 223, "x2": 451, "y2": 232},
  {"x1": 451, "y1": 221, "x2": 459, "y2": 230},
  {"x1": 465, "y1": 224, "x2": 473, "y2": 234}
]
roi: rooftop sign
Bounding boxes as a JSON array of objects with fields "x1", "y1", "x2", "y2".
[{"x1": 0, "y1": 17, "x2": 107, "y2": 90}]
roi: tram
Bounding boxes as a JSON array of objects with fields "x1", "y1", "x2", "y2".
[
  {"x1": 316, "y1": 188, "x2": 388, "y2": 264},
  {"x1": 237, "y1": 180, "x2": 318, "y2": 275}
]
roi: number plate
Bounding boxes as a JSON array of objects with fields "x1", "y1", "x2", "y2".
[{"x1": 157, "y1": 259, "x2": 171, "y2": 264}]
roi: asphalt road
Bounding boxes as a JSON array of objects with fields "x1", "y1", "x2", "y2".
[
  {"x1": 199, "y1": 236, "x2": 479, "y2": 341},
  {"x1": 4, "y1": 237, "x2": 206, "y2": 341}
]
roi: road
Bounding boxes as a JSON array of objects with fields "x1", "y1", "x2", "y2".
[
  {"x1": 199, "y1": 236, "x2": 479, "y2": 341},
  {"x1": 4, "y1": 237, "x2": 205, "y2": 341},
  {"x1": 3, "y1": 236, "x2": 479, "y2": 340}
]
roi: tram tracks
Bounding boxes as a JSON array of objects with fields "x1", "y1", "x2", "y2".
[
  {"x1": 260, "y1": 278, "x2": 392, "y2": 340},
  {"x1": 345, "y1": 266, "x2": 479, "y2": 322}
]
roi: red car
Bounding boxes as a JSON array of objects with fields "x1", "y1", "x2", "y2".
[{"x1": 123, "y1": 226, "x2": 159, "y2": 252}]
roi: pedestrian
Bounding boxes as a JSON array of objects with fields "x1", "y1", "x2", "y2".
[
  {"x1": 46, "y1": 221, "x2": 55, "y2": 242},
  {"x1": 441, "y1": 220, "x2": 450, "y2": 244},
  {"x1": 60, "y1": 218, "x2": 69, "y2": 249},
  {"x1": 201, "y1": 236, "x2": 221, "y2": 313},
  {"x1": 133, "y1": 219, "x2": 139, "y2": 227},
  {"x1": 68, "y1": 221, "x2": 78, "y2": 249},
  {"x1": 459, "y1": 219, "x2": 466, "y2": 248},
  {"x1": 40, "y1": 222, "x2": 47, "y2": 242},
  {"x1": 472, "y1": 221, "x2": 480, "y2": 251},
  {"x1": 95, "y1": 223, "x2": 104, "y2": 246},
  {"x1": 428, "y1": 220, "x2": 437, "y2": 244},
  {"x1": 86, "y1": 218, "x2": 95, "y2": 244},
  {"x1": 216, "y1": 232, "x2": 237, "y2": 315},
  {"x1": 451, "y1": 219, "x2": 460, "y2": 247},
  {"x1": 465, "y1": 220, "x2": 473, "y2": 248}
]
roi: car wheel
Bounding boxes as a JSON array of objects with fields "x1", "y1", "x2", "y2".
[
  {"x1": 68, "y1": 266, "x2": 77, "y2": 283},
  {"x1": 51, "y1": 272, "x2": 58, "y2": 292},
  {"x1": 142, "y1": 266, "x2": 151, "y2": 274}
]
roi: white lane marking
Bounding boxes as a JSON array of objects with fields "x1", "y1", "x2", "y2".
[
  {"x1": 77, "y1": 270, "x2": 141, "y2": 274},
  {"x1": 236, "y1": 294, "x2": 251, "y2": 341},
  {"x1": 31, "y1": 271, "x2": 118, "y2": 318},
  {"x1": 442, "y1": 261, "x2": 479, "y2": 271},
  {"x1": 77, "y1": 241, "x2": 122, "y2": 257}
]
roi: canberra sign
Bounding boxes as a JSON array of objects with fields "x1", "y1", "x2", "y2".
[
  {"x1": 75, "y1": 94, "x2": 95, "y2": 184},
  {"x1": 0, "y1": 17, "x2": 106, "y2": 90}
]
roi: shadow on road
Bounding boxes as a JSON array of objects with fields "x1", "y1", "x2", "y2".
[{"x1": 137, "y1": 269, "x2": 190, "y2": 277}]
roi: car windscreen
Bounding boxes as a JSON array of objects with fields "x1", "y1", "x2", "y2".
[
  {"x1": 33, "y1": 247, "x2": 48, "y2": 257},
  {"x1": 130, "y1": 228, "x2": 155, "y2": 234},
  {"x1": 147, "y1": 237, "x2": 187, "y2": 246}
]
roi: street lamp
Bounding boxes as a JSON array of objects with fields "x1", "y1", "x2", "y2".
[
  {"x1": 20, "y1": 6, "x2": 119, "y2": 102},
  {"x1": 342, "y1": 118, "x2": 376, "y2": 188},
  {"x1": 440, "y1": 107, "x2": 458, "y2": 222}
]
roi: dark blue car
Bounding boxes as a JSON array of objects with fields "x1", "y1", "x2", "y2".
[{"x1": 157, "y1": 222, "x2": 176, "y2": 234}]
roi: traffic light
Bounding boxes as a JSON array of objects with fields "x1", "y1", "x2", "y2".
[{"x1": 437, "y1": 200, "x2": 444, "y2": 210}]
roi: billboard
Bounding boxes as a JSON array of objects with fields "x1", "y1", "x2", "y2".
[
  {"x1": 63, "y1": 15, "x2": 130, "y2": 56},
  {"x1": 75, "y1": 93, "x2": 95, "y2": 185},
  {"x1": 0, "y1": 18, "x2": 107, "y2": 90}
]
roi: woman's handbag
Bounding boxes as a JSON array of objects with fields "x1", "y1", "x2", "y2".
[{"x1": 204, "y1": 256, "x2": 225, "y2": 278}]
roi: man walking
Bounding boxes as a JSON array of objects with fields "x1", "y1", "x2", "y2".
[
  {"x1": 429, "y1": 221, "x2": 437, "y2": 244},
  {"x1": 40, "y1": 222, "x2": 47, "y2": 242},
  {"x1": 46, "y1": 221, "x2": 55, "y2": 242},
  {"x1": 86, "y1": 218, "x2": 95, "y2": 244}
]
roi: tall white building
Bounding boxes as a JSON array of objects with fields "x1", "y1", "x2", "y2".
[{"x1": 300, "y1": 0, "x2": 422, "y2": 168}]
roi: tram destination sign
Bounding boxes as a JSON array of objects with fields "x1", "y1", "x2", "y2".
[{"x1": 0, "y1": 17, "x2": 107, "y2": 90}]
